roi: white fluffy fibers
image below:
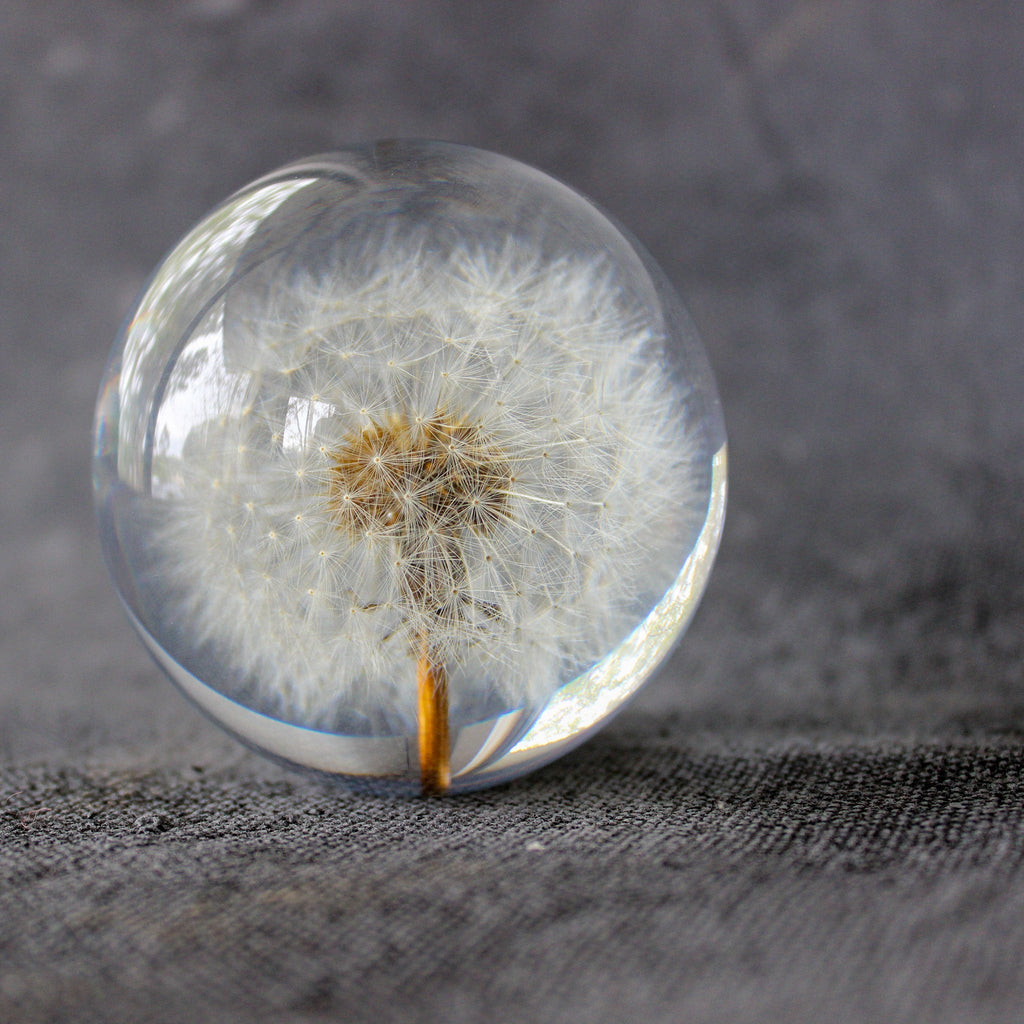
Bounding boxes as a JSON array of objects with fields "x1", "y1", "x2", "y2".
[{"x1": 152, "y1": 239, "x2": 700, "y2": 729}]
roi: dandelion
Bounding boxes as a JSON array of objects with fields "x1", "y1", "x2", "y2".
[{"x1": 151, "y1": 235, "x2": 698, "y2": 793}]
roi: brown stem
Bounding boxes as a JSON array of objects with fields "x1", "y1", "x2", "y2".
[{"x1": 417, "y1": 643, "x2": 450, "y2": 795}]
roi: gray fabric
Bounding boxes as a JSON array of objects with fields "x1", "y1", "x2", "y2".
[
  {"x1": 3, "y1": 2, "x2": 1024, "y2": 1021},
  {"x1": 5, "y1": 738, "x2": 1024, "y2": 1024}
]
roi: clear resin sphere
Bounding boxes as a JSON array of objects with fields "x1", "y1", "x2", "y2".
[{"x1": 93, "y1": 141, "x2": 726, "y2": 794}]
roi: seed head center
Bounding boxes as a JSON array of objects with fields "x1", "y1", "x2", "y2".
[{"x1": 326, "y1": 413, "x2": 511, "y2": 539}]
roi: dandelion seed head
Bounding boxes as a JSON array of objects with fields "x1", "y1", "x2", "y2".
[{"x1": 171, "y1": 244, "x2": 690, "y2": 720}]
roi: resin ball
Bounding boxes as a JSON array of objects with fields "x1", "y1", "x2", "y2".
[{"x1": 93, "y1": 141, "x2": 726, "y2": 794}]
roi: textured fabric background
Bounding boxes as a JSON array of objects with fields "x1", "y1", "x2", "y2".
[{"x1": 2, "y1": 2, "x2": 1023, "y2": 1022}]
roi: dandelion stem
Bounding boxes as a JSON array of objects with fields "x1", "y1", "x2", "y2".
[{"x1": 417, "y1": 642, "x2": 450, "y2": 795}]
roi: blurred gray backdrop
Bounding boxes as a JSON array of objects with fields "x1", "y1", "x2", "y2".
[{"x1": 2, "y1": 3, "x2": 1024, "y2": 1023}]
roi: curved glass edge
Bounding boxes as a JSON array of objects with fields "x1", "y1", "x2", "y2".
[
  {"x1": 126, "y1": 599, "x2": 536, "y2": 791},
  {"x1": 112, "y1": 179, "x2": 314, "y2": 492},
  {"x1": 460, "y1": 443, "x2": 728, "y2": 789}
]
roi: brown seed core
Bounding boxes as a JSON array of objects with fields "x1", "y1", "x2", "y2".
[{"x1": 327, "y1": 413, "x2": 512, "y2": 544}]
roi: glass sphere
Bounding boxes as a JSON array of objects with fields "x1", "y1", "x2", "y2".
[{"x1": 93, "y1": 141, "x2": 726, "y2": 794}]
